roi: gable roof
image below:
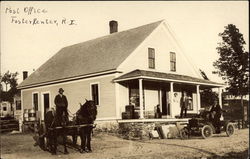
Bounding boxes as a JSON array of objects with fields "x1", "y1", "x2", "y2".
[
  {"x1": 18, "y1": 20, "x2": 163, "y2": 89},
  {"x1": 114, "y1": 69, "x2": 224, "y2": 86}
]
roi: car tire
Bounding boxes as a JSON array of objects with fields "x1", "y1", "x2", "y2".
[
  {"x1": 201, "y1": 125, "x2": 213, "y2": 139},
  {"x1": 226, "y1": 123, "x2": 235, "y2": 137},
  {"x1": 180, "y1": 127, "x2": 189, "y2": 139}
]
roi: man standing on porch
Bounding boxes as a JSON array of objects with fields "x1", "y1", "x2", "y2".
[{"x1": 180, "y1": 91, "x2": 189, "y2": 118}]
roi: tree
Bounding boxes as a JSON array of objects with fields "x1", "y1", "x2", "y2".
[
  {"x1": 0, "y1": 71, "x2": 19, "y2": 103},
  {"x1": 199, "y1": 69, "x2": 218, "y2": 108},
  {"x1": 201, "y1": 89, "x2": 218, "y2": 108},
  {"x1": 213, "y1": 24, "x2": 249, "y2": 121}
]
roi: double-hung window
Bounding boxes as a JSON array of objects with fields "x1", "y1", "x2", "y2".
[
  {"x1": 148, "y1": 48, "x2": 155, "y2": 69},
  {"x1": 170, "y1": 52, "x2": 176, "y2": 72},
  {"x1": 33, "y1": 93, "x2": 38, "y2": 111},
  {"x1": 91, "y1": 83, "x2": 100, "y2": 106}
]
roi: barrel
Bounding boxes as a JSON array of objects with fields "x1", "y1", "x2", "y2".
[
  {"x1": 28, "y1": 109, "x2": 36, "y2": 121},
  {"x1": 23, "y1": 109, "x2": 29, "y2": 121}
]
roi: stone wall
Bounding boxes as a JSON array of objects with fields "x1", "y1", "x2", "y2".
[
  {"x1": 118, "y1": 121, "x2": 182, "y2": 140},
  {"x1": 94, "y1": 120, "x2": 186, "y2": 140},
  {"x1": 94, "y1": 120, "x2": 119, "y2": 133}
]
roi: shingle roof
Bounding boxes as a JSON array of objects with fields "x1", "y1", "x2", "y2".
[
  {"x1": 18, "y1": 20, "x2": 163, "y2": 88},
  {"x1": 114, "y1": 69, "x2": 224, "y2": 86}
]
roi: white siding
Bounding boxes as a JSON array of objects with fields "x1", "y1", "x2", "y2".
[
  {"x1": 117, "y1": 83, "x2": 129, "y2": 117},
  {"x1": 118, "y1": 23, "x2": 200, "y2": 78},
  {"x1": 144, "y1": 89, "x2": 159, "y2": 112},
  {"x1": 22, "y1": 74, "x2": 116, "y2": 119}
]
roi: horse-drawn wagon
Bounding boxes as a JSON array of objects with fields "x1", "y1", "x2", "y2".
[{"x1": 37, "y1": 100, "x2": 97, "y2": 155}]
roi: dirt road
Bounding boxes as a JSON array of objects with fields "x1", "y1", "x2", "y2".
[{"x1": 1, "y1": 129, "x2": 249, "y2": 159}]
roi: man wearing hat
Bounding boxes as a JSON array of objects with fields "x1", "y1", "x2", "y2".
[
  {"x1": 180, "y1": 91, "x2": 189, "y2": 118},
  {"x1": 54, "y1": 88, "x2": 68, "y2": 124}
]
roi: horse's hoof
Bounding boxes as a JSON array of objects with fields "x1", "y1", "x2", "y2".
[
  {"x1": 87, "y1": 150, "x2": 92, "y2": 153},
  {"x1": 64, "y1": 151, "x2": 69, "y2": 155},
  {"x1": 51, "y1": 152, "x2": 56, "y2": 155},
  {"x1": 80, "y1": 149, "x2": 85, "y2": 153}
]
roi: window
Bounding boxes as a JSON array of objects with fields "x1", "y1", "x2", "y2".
[
  {"x1": 148, "y1": 48, "x2": 155, "y2": 69},
  {"x1": 91, "y1": 83, "x2": 99, "y2": 105},
  {"x1": 16, "y1": 100, "x2": 21, "y2": 110},
  {"x1": 3, "y1": 107, "x2": 7, "y2": 111},
  {"x1": 170, "y1": 52, "x2": 176, "y2": 71},
  {"x1": 129, "y1": 83, "x2": 139, "y2": 108},
  {"x1": 33, "y1": 93, "x2": 38, "y2": 111},
  {"x1": 187, "y1": 92, "x2": 193, "y2": 110}
]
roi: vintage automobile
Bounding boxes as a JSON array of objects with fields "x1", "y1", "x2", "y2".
[{"x1": 180, "y1": 110, "x2": 235, "y2": 139}]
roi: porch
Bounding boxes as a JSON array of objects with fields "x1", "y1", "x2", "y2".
[{"x1": 114, "y1": 70, "x2": 224, "y2": 120}]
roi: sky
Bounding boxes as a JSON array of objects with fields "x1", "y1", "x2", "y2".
[{"x1": 1, "y1": 1, "x2": 249, "y2": 85}]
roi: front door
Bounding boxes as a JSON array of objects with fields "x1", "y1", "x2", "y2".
[
  {"x1": 161, "y1": 90, "x2": 168, "y2": 115},
  {"x1": 42, "y1": 93, "x2": 50, "y2": 120}
]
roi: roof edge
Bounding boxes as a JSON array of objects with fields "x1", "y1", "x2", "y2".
[
  {"x1": 18, "y1": 69, "x2": 119, "y2": 90},
  {"x1": 114, "y1": 69, "x2": 225, "y2": 87}
]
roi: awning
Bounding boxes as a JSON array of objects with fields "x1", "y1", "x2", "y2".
[{"x1": 114, "y1": 69, "x2": 224, "y2": 87}]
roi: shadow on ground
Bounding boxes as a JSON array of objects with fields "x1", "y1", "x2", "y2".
[{"x1": 208, "y1": 149, "x2": 249, "y2": 159}]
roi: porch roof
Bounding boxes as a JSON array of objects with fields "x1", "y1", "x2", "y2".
[{"x1": 114, "y1": 69, "x2": 224, "y2": 87}]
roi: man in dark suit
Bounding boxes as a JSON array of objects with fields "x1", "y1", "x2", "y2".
[
  {"x1": 180, "y1": 91, "x2": 189, "y2": 118},
  {"x1": 54, "y1": 88, "x2": 68, "y2": 124},
  {"x1": 210, "y1": 100, "x2": 222, "y2": 133}
]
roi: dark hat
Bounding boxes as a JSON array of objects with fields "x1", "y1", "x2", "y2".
[{"x1": 59, "y1": 88, "x2": 64, "y2": 92}]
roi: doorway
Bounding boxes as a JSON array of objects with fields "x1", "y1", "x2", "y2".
[
  {"x1": 161, "y1": 89, "x2": 167, "y2": 115},
  {"x1": 41, "y1": 92, "x2": 50, "y2": 120},
  {"x1": 161, "y1": 89, "x2": 171, "y2": 116}
]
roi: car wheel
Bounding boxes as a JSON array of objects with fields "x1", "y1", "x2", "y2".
[
  {"x1": 226, "y1": 123, "x2": 235, "y2": 137},
  {"x1": 201, "y1": 125, "x2": 213, "y2": 139},
  {"x1": 180, "y1": 127, "x2": 189, "y2": 139}
]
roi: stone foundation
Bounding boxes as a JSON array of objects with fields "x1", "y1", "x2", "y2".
[
  {"x1": 94, "y1": 119, "x2": 188, "y2": 140},
  {"x1": 94, "y1": 120, "x2": 119, "y2": 133},
  {"x1": 118, "y1": 122, "x2": 158, "y2": 140}
]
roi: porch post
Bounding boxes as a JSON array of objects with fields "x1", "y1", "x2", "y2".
[
  {"x1": 115, "y1": 83, "x2": 121, "y2": 119},
  {"x1": 159, "y1": 88, "x2": 162, "y2": 112},
  {"x1": 139, "y1": 79, "x2": 144, "y2": 119},
  {"x1": 196, "y1": 85, "x2": 201, "y2": 113},
  {"x1": 218, "y1": 88, "x2": 222, "y2": 107},
  {"x1": 218, "y1": 87, "x2": 224, "y2": 120},
  {"x1": 170, "y1": 82, "x2": 174, "y2": 117}
]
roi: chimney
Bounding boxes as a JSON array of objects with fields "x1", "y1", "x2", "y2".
[
  {"x1": 109, "y1": 20, "x2": 118, "y2": 34},
  {"x1": 23, "y1": 71, "x2": 28, "y2": 80}
]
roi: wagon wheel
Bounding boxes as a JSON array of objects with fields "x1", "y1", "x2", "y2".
[
  {"x1": 180, "y1": 127, "x2": 189, "y2": 139},
  {"x1": 201, "y1": 125, "x2": 213, "y2": 139},
  {"x1": 226, "y1": 123, "x2": 235, "y2": 137}
]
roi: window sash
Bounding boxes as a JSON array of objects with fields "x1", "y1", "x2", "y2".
[
  {"x1": 170, "y1": 61, "x2": 176, "y2": 71},
  {"x1": 148, "y1": 59, "x2": 155, "y2": 69},
  {"x1": 16, "y1": 101, "x2": 21, "y2": 110},
  {"x1": 170, "y1": 52, "x2": 176, "y2": 71},
  {"x1": 148, "y1": 48, "x2": 155, "y2": 69},
  {"x1": 91, "y1": 84, "x2": 99, "y2": 105},
  {"x1": 33, "y1": 93, "x2": 38, "y2": 111}
]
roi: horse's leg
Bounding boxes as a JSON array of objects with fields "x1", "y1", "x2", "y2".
[
  {"x1": 86, "y1": 127, "x2": 92, "y2": 152},
  {"x1": 72, "y1": 135, "x2": 77, "y2": 145},
  {"x1": 79, "y1": 128, "x2": 86, "y2": 153},
  {"x1": 72, "y1": 128, "x2": 78, "y2": 145},
  {"x1": 47, "y1": 130, "x2": 53, "y2": 154},
  {"x1": 63, "y1": 129, "x2": 69, "y2": 154},
  {"x1": 50, "y1": 130, "x2": 57, "y2": 155},
  {"x1": 54, "y1": 131, "x2": 58, "y2": 155}
]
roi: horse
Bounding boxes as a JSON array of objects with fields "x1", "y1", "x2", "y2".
[
  {"x1": 44, "y1": 109, "x2": 69, "y2": 155},
  {"x1": 73, "y1": 99, "x2": 97, "y2": 153},
  {"x1": 39, "y1": 100, "x2": 97, "y2": 154}
]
